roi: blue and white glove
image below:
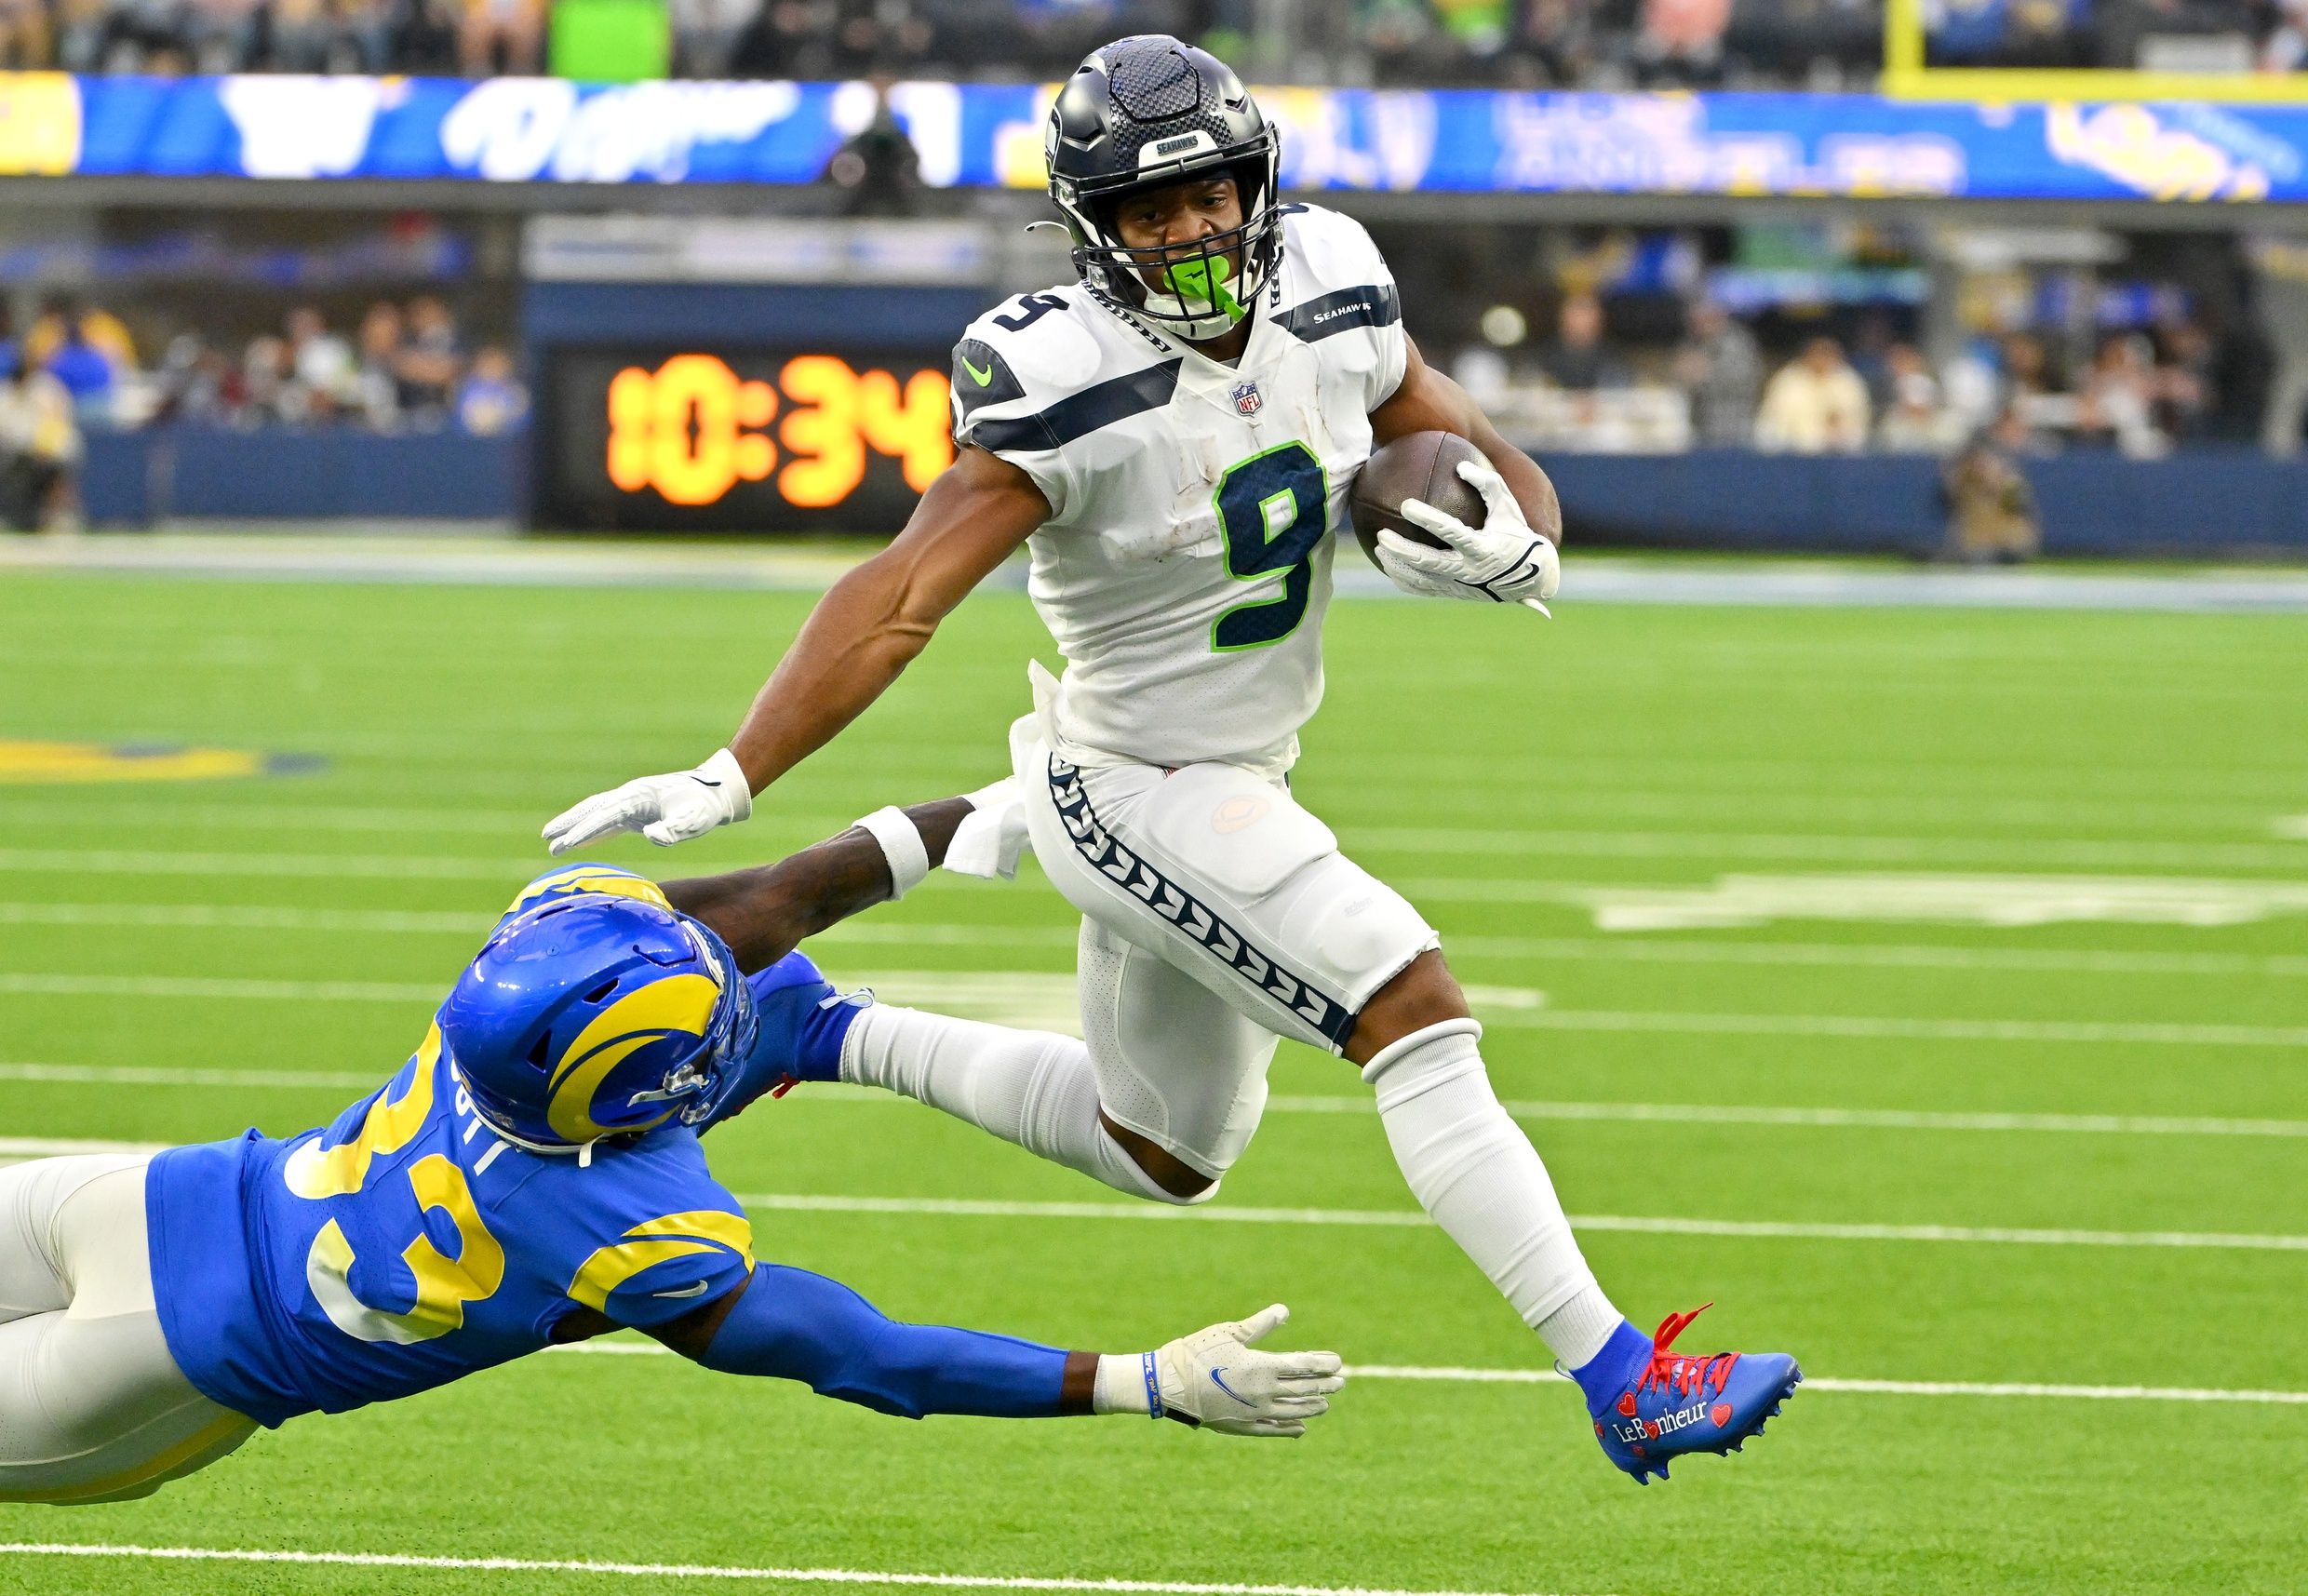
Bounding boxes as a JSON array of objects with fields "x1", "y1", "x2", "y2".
[
  {"x1": 1095, "y1": 1304, "x2": 1346, "y2": 1438},
  {"x1": 1376, "y1": 458, "x2": 1561, "y2": 616},
  {"x1": 543, "y1": 747, "x2": 752, "y2": 854}
]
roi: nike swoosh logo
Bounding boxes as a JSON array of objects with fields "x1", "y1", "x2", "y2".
[
  {"x1": 651, "y1": 1281, "x2": 713, "y2": 1299},
  {"x1": 687, "y1": 775, "x2": 722, "y2": 789},
  {"x1": 961, "y1": 355, "x2": 994, "y2": 386},
  {"x1": 1208, "y1": 1366, "x2": 1253, "y2": 1406}
]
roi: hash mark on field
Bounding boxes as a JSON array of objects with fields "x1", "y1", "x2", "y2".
[
  {"x1": 0, "y1": 1543, "x2": 1589, "y2": 1596},
  {"x1": 548, "y1": 1343, "x2": 2308, "y2": 1405},
  {"x1": 733, "y1": 1193, "x2": 2308, "y2": 1253}
]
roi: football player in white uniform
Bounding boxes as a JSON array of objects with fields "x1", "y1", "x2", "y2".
[{"x1": 546, "y1": 35, "x2": 1799, "y2": 1482}]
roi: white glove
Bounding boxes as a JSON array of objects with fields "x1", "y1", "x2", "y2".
[
  {"x1": 1376, "y1": 458, "x2": 1561, "y2": 615},
  {"x1": 944, "y1": 777, "x2": 1033, "y2": 880},
  {"x1": 1133, "y1": 1304, "x2": 1346, "y2": 1438},
  {"x1": 542, "y1": 747, "x2": 752, "y2": 854}
]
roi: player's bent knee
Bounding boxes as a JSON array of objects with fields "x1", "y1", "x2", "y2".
[
  {"x1": 1345, "y1": 949, "x2": 1471, "y2": 1066},
  {"x1": 1097, "y1": 1115, "x2": 1220, "y2": 1205}
]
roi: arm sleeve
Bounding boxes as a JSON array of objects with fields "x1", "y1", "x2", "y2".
[
  {"x1": 570, "y1": 1205, "x2": 758, "y2": 1332},
  {"x1": 696, "y1": 1263, "x2": 1069, "y2": 1420}
]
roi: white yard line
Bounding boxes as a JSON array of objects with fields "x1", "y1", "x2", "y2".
[
  {"x1": 0, "y1": 847, "x2": 526, "y2": 881},
  {"x1": 0, "y1": 1541, "x2": 1584, "y2": 1595},
  {"x1": 0, "y1": 1063, "x2": 377, "y2": 1091},
  {"x1": 0, "y1": 901, "x2": 494, "y2": 933},
  {"x1": 3, "y1": 1139, "x2": 2289, "y2": 1251},
  {"x1": 10, "y1": 966, "x2": 2293, "y2": 1050},
  {"x1": 1259, "y1": 1095, "x2": 2308, "y2": 1139},
  {"x1": 13, "y1": 902, "x2": 2306, "y2": 981},
  {"x1": 1482, "y1": 1007, "x2": 2308, "y2": 1048},
  {"x1": 1371, "y1": 828, "x2": 2308, "y2": 872},
  {"x1": 732, "y1": 1192, "x2": 2308, "y2": 1253},
  {"x1": 545, "y1": 1343, "x2": 2308, "y2": 1405},
  {"x1": 0, "y1": 973, "x2": 441, "y2": 1001},
  {"x1": 8, "y1": 826, "x2": 2308, "y2": 879},
  {"x1": 1, "y1": 1072, "x2": 2298, "y2": 1139}
]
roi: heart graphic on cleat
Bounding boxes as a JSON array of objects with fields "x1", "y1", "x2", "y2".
[
  {"x1": 1711, "y1": 1403, "x2": 1734, "y2": 1428},
  {"x1": 1617, "y1": 1392, "x2": 1639, "y2": 1416}
]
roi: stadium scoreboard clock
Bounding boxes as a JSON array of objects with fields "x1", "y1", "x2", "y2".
[{"x1": 539, "y1": 348, "x2": 955, "y2": 531}]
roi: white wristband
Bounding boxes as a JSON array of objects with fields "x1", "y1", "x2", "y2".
[
  {"x1": 853, "y1": 805, "x2": 930, "y2": 900},
  {"x1": 1091, "y1": 1353, "x2": 1161, "y2": 1417}
]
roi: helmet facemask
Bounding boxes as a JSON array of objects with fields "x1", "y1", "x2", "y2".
[{"x1": 1056, "y1": 145, "x2": 1283, "y2": 343}]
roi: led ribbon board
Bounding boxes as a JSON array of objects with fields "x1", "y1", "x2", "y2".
[{"x1": 4, "y1": 73, "x2": 2305, "y2": 202}]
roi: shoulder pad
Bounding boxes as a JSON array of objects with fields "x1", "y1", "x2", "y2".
[
  {"x1": 1280, "y1": 203, "x2": 1388, "y2": 283},
  {"x1": 955, "y1": 287, "x2": 1177, "y2": 457}
]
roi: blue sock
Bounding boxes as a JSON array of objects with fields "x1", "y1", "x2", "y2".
[
  {"x1": 746, "y1": 952, "x2": 865, "y2": 1084},
  {"x1": 796, "y1": 989, "x2": 866, "y2": 1080},
  {"x1": 1569, "y1": 1319, "x2": 1651, "y2": 1412}
]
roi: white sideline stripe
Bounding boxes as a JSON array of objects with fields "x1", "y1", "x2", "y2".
[
  {"x1": 731, "y1": 1192, "x2": 2308, "y2": 1253},
  {"x1": 14, "y1": 902, "x2": 2308, "y2": 981},
  {"x1": 1, "y1": 1079, "x2": 2299, "y2": 1142},
  {"x1": 7, "y1": 968, "x2": 2297, "y2": 1050},
  {"x1": 544, "y1": 1343, "x2": 2308, "y2": 1404},
  {"x1": 0, "y1": 1543, "x2": 1580, "y2": 1596}
]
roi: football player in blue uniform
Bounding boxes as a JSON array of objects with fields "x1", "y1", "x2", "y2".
[{"x1": 0, "y1": 798, "x2": 1343, "y2": 1505}]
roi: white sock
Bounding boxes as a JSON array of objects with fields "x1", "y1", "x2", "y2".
[
  {"x1": 839, "y1": 1005, "x2": 1198, "y2": 1206},
  {"x1": 1362, "y1": 1018, "x2": 1623, "y2": 1369}
]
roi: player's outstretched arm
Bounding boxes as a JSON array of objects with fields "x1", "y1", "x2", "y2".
[
  {"x1": 656, "y1": 796, "x2": 973, "y2": 972},
  {"x1": 651, "y1": 1270, "x2": 1344, "y2": 1435},
  {"x1": 541, "y1": 449, "x2": 1047, "y2": 856}
]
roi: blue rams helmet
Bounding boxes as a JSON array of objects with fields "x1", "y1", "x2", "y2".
[{"x1": 438, "y1": 891, "x2": 757, "y2": 1150}]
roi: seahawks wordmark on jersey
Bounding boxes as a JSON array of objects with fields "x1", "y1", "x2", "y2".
[{"x1": 951, "y1": 205, "x2": 1405, "y2": 780}]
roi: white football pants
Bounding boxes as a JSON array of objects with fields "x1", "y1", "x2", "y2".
[{"x1": 0, "y1": 1155, "x2": 257, "y2": 1503}]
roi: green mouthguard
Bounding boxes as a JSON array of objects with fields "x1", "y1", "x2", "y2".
[{"x1": 1165, "y1": 256, "x2": 1245, "y2": 323}]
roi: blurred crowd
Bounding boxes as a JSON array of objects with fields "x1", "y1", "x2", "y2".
[
  {"x1": 0, "y1": 0, "x2": 1883, "y2": 88},
  {"x1": 1455, "y1": 289, "x2": 2246, "y2": 460},
  {"x1": 0, "y1": 293, "x2": 523, "y2": 526}
]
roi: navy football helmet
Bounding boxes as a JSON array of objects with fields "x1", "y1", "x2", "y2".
[
  {"x1": 439, "y1": 892, "x2": 756, "y2": 1151},
  {"x1": 1045, "y1": 34, "x2": 1282, "y2": 342}
]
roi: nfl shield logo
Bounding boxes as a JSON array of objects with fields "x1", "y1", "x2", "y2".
[{"x1": 1231, "y1": 381, "x2": 1262, "y2": 416}]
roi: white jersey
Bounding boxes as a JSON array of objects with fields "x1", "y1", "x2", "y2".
[{"x1": 951, "y1": 205, "x2": 1407, "y2": 779}]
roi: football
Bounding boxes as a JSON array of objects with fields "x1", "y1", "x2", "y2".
[{"x1": 1349, "y1": 430, "x2": 1488, "y2": 568}]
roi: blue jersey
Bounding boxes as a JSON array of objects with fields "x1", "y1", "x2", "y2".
[{"x1": 146, "y1": 866, "x2": 792, "y2": 1428}]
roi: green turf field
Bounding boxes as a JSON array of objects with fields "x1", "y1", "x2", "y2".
[{"x1": 0, "y1": 570, "x2": 2302, "y2": 1596}]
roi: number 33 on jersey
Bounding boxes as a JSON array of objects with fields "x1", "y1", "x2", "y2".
[{"x1": 949, "y1": 205, "x2": 1405, "y2": 781}]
